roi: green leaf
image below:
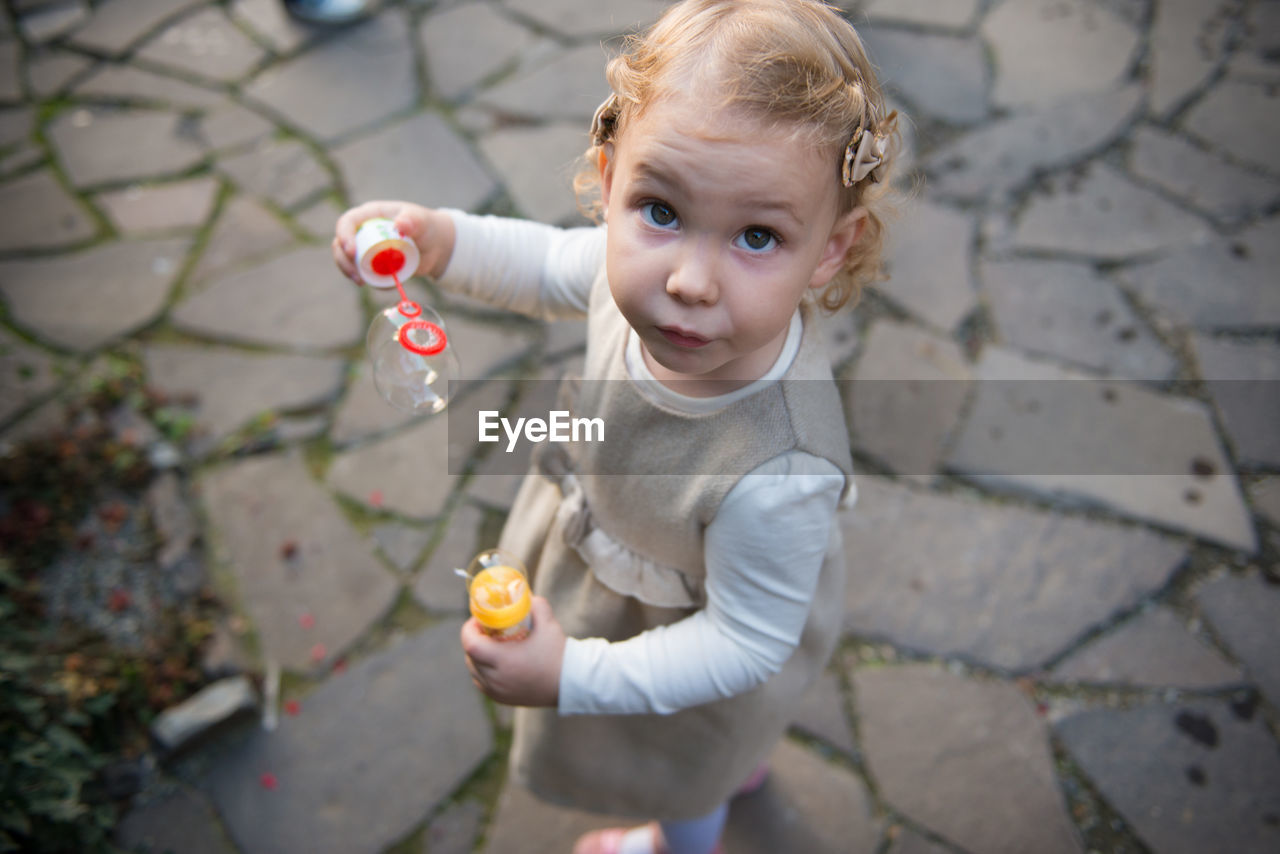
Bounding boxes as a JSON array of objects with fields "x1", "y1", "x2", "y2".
[{"x1": 0, "y1": 805, "x2": 30, "y2": 835}]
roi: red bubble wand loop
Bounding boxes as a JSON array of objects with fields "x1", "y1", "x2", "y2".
[
  {"x1": 356, "y1": 219, "x2": 460, "y2": 415},
  {"x1": 368, "y1": 249, "x2": 449, "y2": 359}
]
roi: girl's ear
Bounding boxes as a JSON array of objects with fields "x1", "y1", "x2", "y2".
[
  {"x1": 809, "y1": 206, "x2": 866, "y2": 289},
  {"x1": 598, "y1": 142, "x2": 616, "y2": 211}
]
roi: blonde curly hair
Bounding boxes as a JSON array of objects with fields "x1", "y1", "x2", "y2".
[{"x1": 575, "y1": 0, "x2": 900, "y2": 311}]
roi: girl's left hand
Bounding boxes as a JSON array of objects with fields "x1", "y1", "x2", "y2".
[{"x1": 460, "y1": 596, "x2": 566, "y2": 707}]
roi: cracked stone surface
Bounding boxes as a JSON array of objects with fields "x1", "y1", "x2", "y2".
[
  {"x1": 0, "y1": 237, "x2": 189, "y2": 352},
  {"x1": 46, "y1": 107, "x2": 208, "y2": 188},
  {"x1": 947, "y1": 347, "x2": 1256, "y2": 552},
  {"x1": 845, "y1": 320, "x2": 971, "y2": 479},
  {"x1": 983, "y1": 0, "x2": 1140, "y2": 108},
  {"x1": 199, "y1": 452, "x2": 399, "y2": 671},
  {"x1": 855, "y1": 664, "x2": 1082, "y2": 854},
  {"x1": 1048, "y1": 606, "x2": 1244, "y2": 689},
  {"x1": 0, "y1": 168, "x2": 97, "y2": 250},
  {"x1": 980, "y1": 258, "x2": 1177, "y2": 380},
  {"x1": 198, "y1": 621, "x2": 492, "y2": 854},
  {"x1": 878, "y1": 199, "x2": 975, "y2": 331},
  {"x1": 1056, "y1": 698, "x2": 1280, "y2": 854},
  {"x1": 5, "y1": 3, "x2": 1275, "y2": 852},
  {"x1": 1011, "y1": 163, "x2": 1210, "y2": 260},
  {"x1": 841, "y1": 478, "x2": 1186, "y2": 672},
  {"x1": 859, "y1": 28, "x2": 987, "y2": 125},
  {"x1": 135, "y1": 7, "x2": 267, "y2": 83}
]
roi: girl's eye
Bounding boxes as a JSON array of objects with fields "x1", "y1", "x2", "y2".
[
  {"x1": 736, "y1": 227, "x2": 778, "y2": 252},
  {"x1": 641, "y1": 202, "x2": 678, "y2": 228}
]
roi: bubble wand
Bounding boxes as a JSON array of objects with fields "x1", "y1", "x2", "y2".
[{"x1": 355, "y1": 219, "x2": 460, "y2": 414}]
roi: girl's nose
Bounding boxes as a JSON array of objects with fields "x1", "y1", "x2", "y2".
[{"x1": 666, "y1": 241, "x2": 719, "y2": 305}]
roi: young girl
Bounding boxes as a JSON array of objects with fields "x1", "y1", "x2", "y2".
[{"x1": 332, "y1": 2, "x2": 897, "y2": 851}]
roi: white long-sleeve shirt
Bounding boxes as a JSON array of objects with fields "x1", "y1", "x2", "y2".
[{"x1": 439, "y1": 211, "x2": 851, "y2": 715}]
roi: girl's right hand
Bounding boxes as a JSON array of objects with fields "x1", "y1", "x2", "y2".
[{"x1": 331, "y1": 201, "x2": 457, "y2": 285}]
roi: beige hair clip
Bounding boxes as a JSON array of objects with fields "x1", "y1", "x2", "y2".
[
  {"x1": 591, "y1": 94, "x2": 620, "y2": 146},
  {"x1": 842, "y1": 110, "x2": 897, "y2": 187}
]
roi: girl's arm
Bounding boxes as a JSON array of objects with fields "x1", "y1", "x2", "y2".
[
  {"x1": 557, "y1": 453, "x2": 847, "y2": 715},
  {"x1": 332, "y1": 201, "x2": 603, "y2": 319}
]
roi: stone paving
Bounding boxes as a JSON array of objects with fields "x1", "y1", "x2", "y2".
[{"x1": 2, "y1": 1, "x2": 1278, "y2": 852}]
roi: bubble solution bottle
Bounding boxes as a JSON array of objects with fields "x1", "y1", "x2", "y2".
[
  {"x1": 461, "y1": 548, "x2": 532, "y2": 641},
  {"x1": 355, "y1": 218, "x2": 460, "y2": 414}
]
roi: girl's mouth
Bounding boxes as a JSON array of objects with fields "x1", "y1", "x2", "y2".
[{"x1": 657, "y1": 326, "x2": 710, "y2": 348}]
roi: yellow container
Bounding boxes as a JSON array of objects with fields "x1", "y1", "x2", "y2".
[{"x1": 465, "y1": 549, "x2": 532, "y2": 640}]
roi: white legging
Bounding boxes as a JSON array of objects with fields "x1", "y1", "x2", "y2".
[{"x1": 658, "y1": 803, "x2": 729, "y2": 854}]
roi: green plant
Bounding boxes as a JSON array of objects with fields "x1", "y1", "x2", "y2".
[{"x1": 0, "y1": 565, "x2": 121, "y2": 853}]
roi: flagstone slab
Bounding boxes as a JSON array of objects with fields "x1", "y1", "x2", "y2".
[
  {"x1": 0, "y1": 237, "x2": 188, "y2": 353},
  {"x1": 1048, "y1": 607, "x2": 1243, "y2": 689},
  {"x1": 294, "y1": 198, "x2": 342, "y2": 240},
  {"x1": 142, "y1": 343, "x2": 345, "y2": 447},
  {"x1": 198, "y1": 620, "x2": 491, "y2": 854},
  {"x1": 858, "y1": 28, "x2": 986, "y2": 124},
  {"x1": 217, "y1": 138, "x2": 330, "y2": 211},
  {"x1": 190, "y1": 195, "x2": 297, "y2": 283},
  {"x1": 925, "y1": 85, "x2": 1143, "y2": 203},
  {"x1": 327, "y1": 413, "x2": 460, "y2": 520},
  {"x1": 1230, "y1": 0, "x2": 1280, "y2": 80},
  {"x1": 47, "y1": 107, "x2": 207, "y2": 188},
  {"x1": 1191, "y1": 334, "x2": 1280, "y2": 468},
  {"x1": 243, "y1": 9, "x2": 417, "y2": 142},
  {"x1": 0, "y1": 40, "x2": 18, "y2": 101},
  {"x1": 983, "y1": 0, "x2": 1140, "y2": 109},
  {"x1": 136, "y1": 7, "x2": 267, "y2": 83},
  {"x1": 229, "y1": 0, "x2": 316, "y2": 55},
  {"x1": 173, "y1": 247, "x2": 363, "y2": 352},
  {"x1": 196, "y1": 99, "x2": 276, "y2": 152},
  {"x1": 26, "y1": 49, "x2": 92, "y2": 97},
  {"x1": 477, "y1": 43, "x2": 612, "y2": 122},
  {"x1": 372, "y1": 521, "x2": 432, "y2": 574},
  {"x1": 69, "y1": 0, "x2": 205, "y2": 57},
  {"x1": 0, "y1": 328, "x2": 64, "y2": 424},
  {"x1": 863, "y1": 0, "x2": 978, "y2": 30},
  {"x1": 198, "y1": 451, "x2": 398, "y2": 672},
  {"x1": 841, "y1": 477, "x2": 1185, "y2": 671},
  {"x1": 1011, "y1": 163, "x2": 1210, "y2": 260},
  {"x1": 788, "y1": 670, "x2": 854, "y2": 756},
  {"x1": 503, "y1": 0, "x2": 666, "y2": 38},
  {"x1": 1120, "y1": 217, "x2": 1280, "y2": 330},
  {"x1": 853, "y1": 664, "x2": 1081, "y2": 854},
  {"x1": 420, "y1": 2, "x2": 541, "y2": 101},
  {"x1": 878, "y1": 199, "x2": 975, "y2": 331},
  {"x1": 946, "y1": 347, "x2": 1256, "y2": 552},
  {"x1": 413, "y1": 502, "x2": 483, "y2": 614},
  {"x1": 1183, "y1": 80, "x2": 1280, "y2": 174},
  {"x1": 18, "y1": 1, "x2": 88, "y2": 44},
  {"x1": 0, "y1": 106, "x2": 34, "y2": 147},
  {"x1": 845, "y1": 320, "x2": 971, "y2": 479},
  {"x1": 1195, "y1": 571, "x2": 1280, "y2": 709},
  {"x1": 1129, "y1": 126, "x2": 1280, "y2": 225},
  {"x1": 980, "y1": 259, "x2": 1177, "y2": 380},
  {"x1": 887, "y1": 829, "x2": 950, "y2": 854},
  {"x1": 0, "y1": 168, "x2": 97, "y2": 250},
  {"x1": 1055, "y1": 698, "x2": 1280, "y2": 854},
  {"x1": 1251, "y1": 478, "x2": 1280, "y2": 528},
  {"x1": 94, "y1": 176, "x2": 219, "y2": 235},
  {"x1": 479, "y1": 123, "x2": 590, "y2": 225},
  {"x1": 1148, "y1": 0, "x2": 1231, "y2": 116},
  {"x1": 331, "y1": 112, "x2": 497, "y2": 214},
  {"x1": 72, "y1": 64, "x2": 224, "y2": 109}
]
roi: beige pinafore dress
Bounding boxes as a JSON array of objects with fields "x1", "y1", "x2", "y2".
[{"x1": 499, "y1": 269, "x2": 853, "y2": 820}]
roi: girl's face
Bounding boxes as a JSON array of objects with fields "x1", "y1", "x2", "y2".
[{"x1": 600, "y1": 92, "x2": 863, "y2": 395}]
